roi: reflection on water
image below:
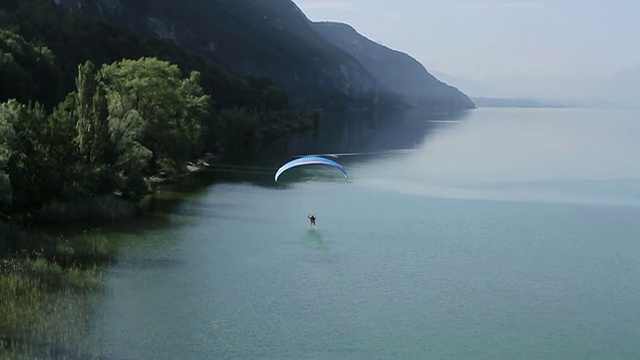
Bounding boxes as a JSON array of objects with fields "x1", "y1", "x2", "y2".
[
  {"x1": 197, "y1": 107, "x2": 471, "y2": 188},
  {"x1": 301, "y1": 229, "x2": 328, "y2": 250},
  {"x1": 284, "y1": 107, "x2": 470, "y2": 159}
]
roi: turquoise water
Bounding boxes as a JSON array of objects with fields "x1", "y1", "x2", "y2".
[{"x1": 88, "y1": 108, "x2": 640, "y2": 359}]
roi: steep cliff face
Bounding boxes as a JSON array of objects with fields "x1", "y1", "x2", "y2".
[
  {"x1": 223, "y1": 0, "x2": 384, "y2": 108},
  {"x1": 54, "y1": 0, "x2": 389, "y2": 109},
  {"x1": 53, "y1": 0, "x2": 122, "y2": 17},
  {"x1": 313, "y1": 21, "x2": 475, "y2": 110},
  {"x1": 53, "y1": 0, "x2": 474, "y2": 111}
]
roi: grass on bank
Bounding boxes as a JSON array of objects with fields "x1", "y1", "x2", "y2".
[{"x1": 1, "y1": 222, "x2": 119, "y2": 357}]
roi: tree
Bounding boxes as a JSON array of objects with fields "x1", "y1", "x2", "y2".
[
  {"x1": 48, "y1": 93, "x2": 94, "y2": 197},
  {"x1": 74, "y1": 61, "x2": 112, "y2": 172},
  {"x1": 1, "y1": 95, "x2": 85, "y2": 212},
  {"x1": 91, "y1": 81, "x2": 110, "y2": 165},
  {"x1": 4, "y1": 100, "x2": 54, "y2": 210},
  {"x1": 0, "y1": 101, "x2": 16, "y2": 205},
  {"x1": 106, "y1": 92, "x2": 152, "y2": 200},
  {"x1": 100, "y1": 57, "x2": 209, "y2": 175},
  {"x1": 216, "y1": 107, "x2": 260, "y2": 159},
  {"x1": 0, "y1": 29, "x2": 64, "y2": 109},
  {"x1": 75, "y1": 60, "x2": 98, "y2": 160}
]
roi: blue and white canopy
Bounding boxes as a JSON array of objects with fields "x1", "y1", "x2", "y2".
[{"x1": 274, "y1": 156, "x2": 348, "y2": 182}]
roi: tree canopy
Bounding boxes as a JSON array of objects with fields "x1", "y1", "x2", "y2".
[
  {"x1": 1, "y1": 57, "x2": 210, "y2": 212},
  {"x1": 100, "y1": 58, "x2": 209, "y2": 174}
]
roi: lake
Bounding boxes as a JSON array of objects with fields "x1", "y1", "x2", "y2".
[{"x1": 86, "y1": 107, "x2": 640, "y2": 359}]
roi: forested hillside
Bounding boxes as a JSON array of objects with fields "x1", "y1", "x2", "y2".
[{"x1": 0, "y1": 0, "x2": 315, "y2": 219}]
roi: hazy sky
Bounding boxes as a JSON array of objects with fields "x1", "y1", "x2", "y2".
[{"x1": 292, "y1": 0, "x2": 640, "y2": 99}]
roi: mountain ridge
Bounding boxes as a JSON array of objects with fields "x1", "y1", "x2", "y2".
[
  {"x1": 312, "y1": 21, "x2": 475, "y2": 110},
  {"x1": 53, "y1": 0, "x2": 474, "y2": 111}
]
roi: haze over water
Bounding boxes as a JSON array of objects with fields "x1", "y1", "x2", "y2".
[{"x1": 88, "y1": 107, "x2": 640, "y2": 359}]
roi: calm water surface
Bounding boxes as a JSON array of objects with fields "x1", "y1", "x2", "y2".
[{"x1": 88, "y1": 108, "x2": 640, "y2": 359}]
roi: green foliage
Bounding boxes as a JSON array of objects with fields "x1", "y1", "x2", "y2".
[
  {"x1": 241, "y1": 76, "x2": 290, "y2": 112},
  {"x1": 1, "y1": 56, "x2": 214, "y2": 210},
  {"x1": 47, "y1": 94, "x2": 90, "y2": 196},
  {"x1": 101, "y1": 57, "x2": 209, "y2": 174},
  {"x1": 106, "y1": 93, "x2": 152, "y2": 199},
  {"x1": 71, "y1": 61, "x2": 114, "y2": 195},
  {"x1": 216, "y1": 108, "x2": 260, "y2": 159},
  {"x1": 0, "y1": 222, "x2": 114, "y2": 357},
  {"x1": 91, "y1": 82, "x2": 110, "y2": 162},
  {"x1": 75, "y1": 61, "x2": 97, "y2": 160},
  {"x1": 0, "y1": 221, "x2": 115, "y2": 357},
  {"x1": 0, "y1": 102, "x2": 15, "y2": 205},
  {"x1": 3, "y1": 100, "x2": 58, "y2": 211},
  {"x1": 0, "y1": 28, "x2": 64, "y2": 109}
]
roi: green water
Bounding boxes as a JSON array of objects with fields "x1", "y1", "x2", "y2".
[{"x1": 87, "y1": 108, "x2": 640, "y2": 359}]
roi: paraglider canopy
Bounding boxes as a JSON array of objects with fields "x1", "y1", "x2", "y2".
[{"x1": 274, "y1": 156, "x2": 348, "y2": 182}]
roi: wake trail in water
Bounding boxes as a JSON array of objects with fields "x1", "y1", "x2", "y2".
[{"x1": 293, "y1": 149, "x2": 418, "y2": 159}]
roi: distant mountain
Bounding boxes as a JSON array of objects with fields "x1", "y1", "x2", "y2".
[
  {"x1": 431, "y1": 71, "x2": 497, "y2": 98},
  {"x1": 470, "y1": 97, "x2": 581, "y2": 108},
  {"x1": 313, "y1": 22, "x2": 475, "y2": 110},
  {"x1": 471, "y1": 97, "x2": 543, "y2": 108},
  {"x1": 435, "y1": 66, "x2": 640, "y2": 109},
  {"x1": 52, "y1": 0, "x2": 474, "y2": 111},
  {"x1": 595, "y1": 65, "x2": 640, "y2": 108}
]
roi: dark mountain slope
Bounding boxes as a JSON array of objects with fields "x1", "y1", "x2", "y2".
[
  {"x1": 0, "y1": 0, "x2": 291, "y2": 112},
  {"x1": 313, "y1": 21, "x2": 475, "y2": 110},
  {"x1": 53, "y1": 0, "x2": 390, "y2": 110}
]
